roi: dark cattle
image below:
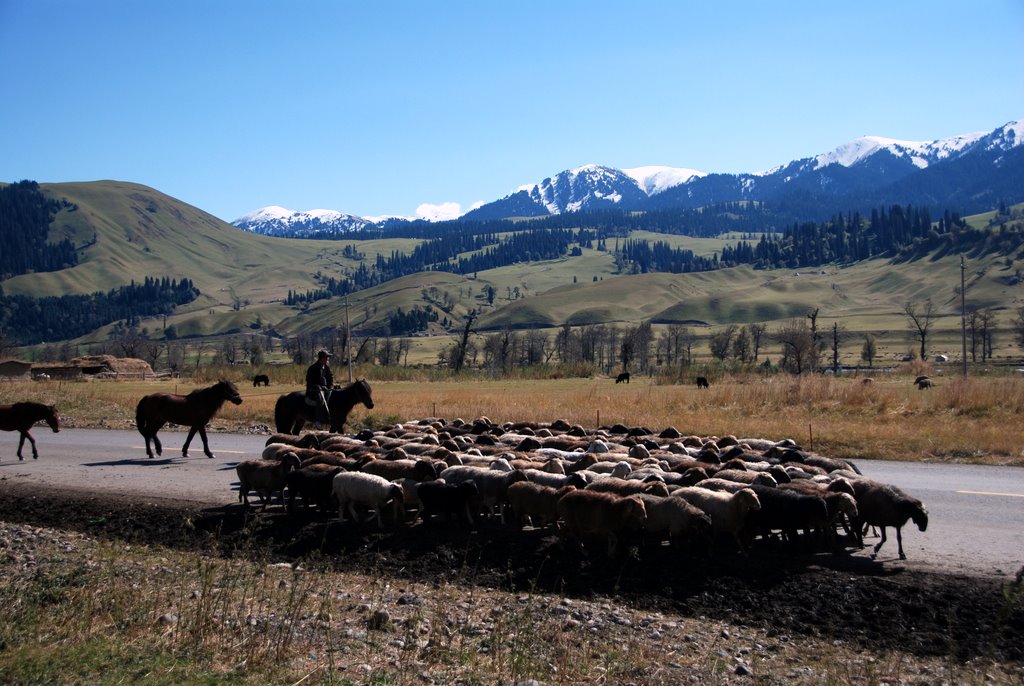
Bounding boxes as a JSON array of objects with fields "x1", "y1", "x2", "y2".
[
  {"x1": 915, "y1": 377, "x2": 933, "y2": 390},
  {"x1": 696, "y1": 376, "x2": 710, "y2": 389},
  {"x1": 253, "y1": 374, "x2": 270, "y2": 387},
  {"x1": 136, "y1": 380, "x2": 243, "y2": 458},
  {"x1": 0, "y1": 401, "x2": 60, "y2": 460},
  {"x1": 615, "y1": 372, "x2": 630, "y2": 384},
  {"x1": 274, "y1": 379, "x2": 374, "y2": 434}
]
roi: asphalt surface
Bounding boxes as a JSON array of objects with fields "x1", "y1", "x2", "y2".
[{"x1": 1, "y1": 428, "x2": 1022, "y2": 578}]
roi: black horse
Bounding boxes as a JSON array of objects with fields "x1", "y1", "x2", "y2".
[
  {"x1": 274, "y1": 379, "x2": 374, "y2": 435},
  {"x1": 253, "y1": 374, "x2": 270, "y2": 387},
  {"x1": 136, "y1": 380, "x2": 243, "y2": 458},
  {"x1": 0, "y1": 401, "x2": 60, "y2": 460}
]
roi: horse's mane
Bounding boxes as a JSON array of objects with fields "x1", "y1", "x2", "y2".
[{"x1": 187, "y1": 380, "x2": 238, "y2": 399}]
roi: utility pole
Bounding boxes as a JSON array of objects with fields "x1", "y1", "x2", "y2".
[
  {"x1": 345, "y1": 294, "x2": 353, "y2": 383},
  {"x1": 960, "y1": 254, "x2": 967, "y2": 378}
]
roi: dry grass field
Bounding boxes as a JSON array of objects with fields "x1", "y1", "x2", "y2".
[{"x1": 4, "y1": 371, "x2": 1023, "y2": 465}]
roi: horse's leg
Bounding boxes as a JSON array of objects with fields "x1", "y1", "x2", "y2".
[
  {"x1": 293, "y1": 418, "x2": 306, "y2": 434},
  {"x1": 198, "y1": 426, "x2": 214, "y2": 458},
  {"x1": 17, "y1": 431, "x2": 27, "y2": 460},
  {"x1": 27, "y1": 429, "x2": 39, "y2": 459},
  {"x1": 182, "y1": 427, "x2": 198, "y2": 457}
]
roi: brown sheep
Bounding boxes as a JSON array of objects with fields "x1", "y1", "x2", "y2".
[
  {"x1": 585, "y1": 476, "x2": 670, "y2": 498},
  {"x1": 556, "y1": 490, "x2": 647, "y2": 556},
  {"x1": 506, "y1": 482, "x2": 577, "y2": 528}
]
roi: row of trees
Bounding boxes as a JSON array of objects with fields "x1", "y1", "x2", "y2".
[
  {"x1": 0, "y1": 180, "x2": 78, "y2": 279},
  {"x1": 0, "y1": 277, "x2": 200, "y2": 345}
]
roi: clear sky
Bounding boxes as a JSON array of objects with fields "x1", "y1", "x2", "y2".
[{"x1": 2, "y1": 1, "x2": 1022, "y2": 223}]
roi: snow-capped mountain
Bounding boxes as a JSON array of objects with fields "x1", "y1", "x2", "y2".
[
  {"x1": 234, "y1": 118, "x2": 1023, "y2": 229},
  {"x1": 234, "y1": 205, "x2": 370, "y2": 237}
]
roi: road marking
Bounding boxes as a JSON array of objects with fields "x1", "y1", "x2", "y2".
[{"x1": 957, "y1": 490, "x2": 1024, "y2": 498}]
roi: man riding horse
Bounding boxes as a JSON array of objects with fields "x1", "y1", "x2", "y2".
[{"x1": 305, "y1": 350, "x2": 334, "y2": 427}]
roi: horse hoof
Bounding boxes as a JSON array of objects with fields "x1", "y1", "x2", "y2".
[{"x1": 206, "y1": 454, "x2": 214, "y2": 459}]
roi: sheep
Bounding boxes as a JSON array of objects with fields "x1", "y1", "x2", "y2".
[
  {"x1": 236, "y1": 452, "x2": 301, "y2": 510},
  {"x1": 710, "y1": 469, "x2": 778, "y2": 488},
  {"x1": 850, "y1": 479, "x2": 928, "y2": 559},
  {"x1": 556, "y1": 490, "x2": 647, "y2": 556},
  {"x1": 506, "y1": 482, "x2": 577, "y2": 528},
  {"x1": 585, "y1": 476, "x2": 670, "y2": 498},
  {"x1": 361, "y1": 458, "x2": 437, "y2": 482},
  {"x1": 634, "y1": 493, "x2": 712, "y2": 548},
  {"x1": 417, "y1": 479, "x2": 479, "y2": 525},
  {"x1": 671, "y1": 487, "x2": 761, "y2": 552},
  {"x1": 438, "y1": 466, "x2": 529, "y2": 521},
  {"x1": 265, "y1": 433, "x2": 321, "y2": 449},
  {"x1": 286, "y1": 464, "x2": 344, "y2": 513},
  {"x1": 745, "y1": 484, "x2": 830, "y2": 547},
  {"x1": 522, "y1": 469, "x2": 587, "y2": 490},
  {"x1": 332, "y1": 471, "x2": 405, "y2": 527}
]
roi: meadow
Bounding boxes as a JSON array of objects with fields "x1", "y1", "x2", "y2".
[{"x1": 5, "y1": 370, "x2": 1023, "y2": 465}]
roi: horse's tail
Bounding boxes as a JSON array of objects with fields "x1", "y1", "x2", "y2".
[
  {"x1": 135, "y1": 398, "x2": 148, "y2": 436},
  {"x1": 274, "y1": 395, "x2": 292, "y2": 434}
]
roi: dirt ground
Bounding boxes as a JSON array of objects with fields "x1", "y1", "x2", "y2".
[{"x1": 0, "y1": 481, "x2": 1020, "y2": 668}]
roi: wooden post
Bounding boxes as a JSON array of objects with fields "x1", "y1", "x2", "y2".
[{"x1": 809, "y1": 423, "x2": 813, "y2": 451}]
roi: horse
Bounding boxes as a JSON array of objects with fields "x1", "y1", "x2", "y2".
[
  {"x1": 615, "y1": 372, "x2": 630, "y2": 384},
  {"x1": 274, "y1": 379, "x2": 374, "y2": 435},
  {"x1": 0, "y1": 402, "x2": 60, "y2": 460},
  {"x1": 696, "y1": 376, "x2": 710, "y2": 389},
  {"x1": 135, "y1": 379, "x2": 243, "y2": 458},
  {"x1": 253, "y1": 374, "x2": 270, "y2": 387}
]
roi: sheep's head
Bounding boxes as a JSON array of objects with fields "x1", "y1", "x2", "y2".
[
  {"x1": 768, "y1": 466, "x2": 791, "y2": 484},
  {"x1": 681, "y1": 467, "x2": 707, "y2": 486},
  {"x1": 543, "y1": 459, "x2": 566, "y2": 475},
  {"x1": 506, "y1": 470, "x2": 529, "y2": 486},
  {"x1": 829, "y1": 492, "x2": 858, "y2": 518},
  {"x1": 413, "y1": 460, "x2": 437, "y2": 482},
  {"x1": 911, "y1": 503, "x2": 929, "y2": 532},
  {"x1": 623, "y1": 496, "x2": 647, "y2": 524},
  {"x1": 751, "y1": 473, "x2": 778, "y2": 487},
  {"x1": 283, "y1": 452, "x2": 301, "y2": 471},
  {"x1": 827, "y1": 477, "x2": 856, "y2": 496},
  {"x1": 565, "y1": 473, "x2": 588, "y2": 489},
  {"x1": 644, "y1": 482, "x2": 670, "y2": 497},
  {"x1": 736, "y1": 488, "x2": 761, "y2": 512}
]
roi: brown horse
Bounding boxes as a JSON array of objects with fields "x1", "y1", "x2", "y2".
[
  {"x1": 0, "y1": 401, "x2": 60, "y2": 460},
  {"x1": 273, "y1": 379, "x2": 374, "y2": 434},
  {"x1": 136, "y1": 380, "x2": 243, "y2": 458}
]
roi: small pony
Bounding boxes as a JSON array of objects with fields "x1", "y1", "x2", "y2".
[
  {"x1": 0, "y1": 401, "x2": 60, "y2": 460},
  {"x1": 253, "y1": 374, "x2": 271, "y2": 387},
  {"x1": 615, "y1": 372, "x2": 630, "y2": 384},
  {"x1": 136, "y1": 379, "x2": 243, "y2": 458}
]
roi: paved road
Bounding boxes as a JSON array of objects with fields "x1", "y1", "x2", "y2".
[{"x1": 2, "y1": 429, "x2": 1022, "y2": 578}]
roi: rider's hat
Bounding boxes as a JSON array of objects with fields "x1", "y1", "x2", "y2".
[{"x1": 316, "y1": 349, "x2": 332, "y2": 359}]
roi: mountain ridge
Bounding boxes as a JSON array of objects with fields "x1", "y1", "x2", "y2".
[{"x1": 232, "y1": 119, "x2": 1023, "y2": 232}]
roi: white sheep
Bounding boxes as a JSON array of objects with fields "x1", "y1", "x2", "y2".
[
  {"x1": 671, "y1": 486, "x2": 761, "y2": 552},
  {"x1": 332, "y1": 471, "x2": 405, "y2": 527}
]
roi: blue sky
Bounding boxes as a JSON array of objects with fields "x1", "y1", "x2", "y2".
[{"x1": 2, "y1": 0, "x2": 1022, "y2": 222}]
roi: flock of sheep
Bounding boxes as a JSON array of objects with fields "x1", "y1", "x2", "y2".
[{"x1": 237, "y1": 417, "x2": 929, "y2": 560}]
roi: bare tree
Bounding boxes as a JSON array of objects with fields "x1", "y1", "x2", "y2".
[
  {"x1": 829, "y1": 322, "x2": 845, "y2": 374},
  {"x1": 861, "y1": 333, "x2": 877, "y2": 368},
  {"x1": 979, "y1": 308, "x2": 997, "y2": 361},
  {"x1": 452, "y1": 310, "x2": 477, "y2": 374},
  {"x1": 708, "y1": 325, "x2": 737, "y2": 361},
  {"x1": 776, "y1": 319, "x2": 817, "y2": 375},
  {"x1": 1014, "y1": 306, "x2": 1024, "y2": 352},
  {"x1": 904, "y1": 300, "x2": 936, "y2": 361},
  {"x1": 732, "y1": 326, "x2": 752, "y2": 362},
  {"x1": 748, "y1": 322, "x2": 767, "y2": 361}
]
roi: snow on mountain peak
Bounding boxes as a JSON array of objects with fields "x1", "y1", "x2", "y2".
[{"x1": 623, "y1": 166, "x2": 707, "y2": 195}]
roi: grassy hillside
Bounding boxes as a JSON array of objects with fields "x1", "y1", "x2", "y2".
[
  {"x1": 2, "y1": 181, "x2": 421, "y2": 339},
  {"x1": 3, "y1": 181, "x2": 1021, "y2": 359}
]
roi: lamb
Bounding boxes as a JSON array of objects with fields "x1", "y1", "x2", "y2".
[
  {"x1": 236, "y1": 452, "x2": 301, "y2": 510},
  {"x1": 634, "y1": 493, "x2": 712, "y2": 548},
  {"x1": 556, "y1": 490, "x2": 648, "y2": 556},
  {"x1": 585, "y1": 476, "x2": 670, "y2": 498},
  {"x1": 671, "y1": 487, "x2": 761, "y2": 552},
  {"x1": 332, "y1": 471, "x2": 405, "y2": 527},
  {"x1": 850, "y1": 479, "x2": 928, "y2": 559},
  {"x1": 417, "y1": 479, "x2": 479, "y2": 525},
  {"x1": 286, "y1": 464, "x2": 344, "y2": 513},
  {"x1": 506, "y1": 482, "x2": 577, "y2": 528}
]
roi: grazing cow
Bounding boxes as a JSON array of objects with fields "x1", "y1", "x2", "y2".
[
  {"x1": 615, "y1": 372, "x2": 630, "y2": 384},
  {"x1": 253, "y1": 374, "x2": 270, "y2": 387},
  {"x1": 916, "y1": 377, "x2": 933, "y2": 390},
  {"x1": 696, "y1": 376, "x2": 710, "y2": 389}
]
